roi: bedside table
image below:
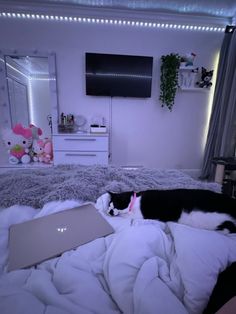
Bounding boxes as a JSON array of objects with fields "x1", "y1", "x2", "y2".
[{"x1": 53, "y1": 133, "x2": 109, "y2": 165}]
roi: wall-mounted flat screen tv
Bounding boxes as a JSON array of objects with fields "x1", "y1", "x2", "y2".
[{"x1": 85, "y1": 52, "x2": 153, "y2": 98}]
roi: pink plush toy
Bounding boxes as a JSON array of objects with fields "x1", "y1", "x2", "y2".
[
  {"x1": 32, "y1": 138, "x2": 53, "y2": 163},
  {"x1": 42, "y1": 139, "x2": 53, "y2": 164},
  {"x1": 2, "y1": 123, "x2": 33, "y2": 164}
]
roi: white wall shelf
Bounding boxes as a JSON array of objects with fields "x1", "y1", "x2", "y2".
[
  {"x1": 179, "y1": 66, "x2": 197, "y2": 70},
  {"x1": 179, "y1": 87, "x2": 208, "y2": 91},
  {"x1": 178, "y1": 65, "x2": 210, "y2": 91}
]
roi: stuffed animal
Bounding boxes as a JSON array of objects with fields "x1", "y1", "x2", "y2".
[
  {"x1": 196, "y1": 67, "x2": 214, "y2": 88},
  {"x1": 2, "y1": 123, "x2": 33, "y2": 164},
  {"x1": 42, "y1": 138, "x2": 53, "y2": 164},
  {"x1": 29, "y1": 124, "x2": 43, "y2": 161},
  {"x1": 184, "y1": 52, "x2": 196, "y2": 66},
  {"x1": 32, "y1": 138, "x2": 53, "y2": 163},
  {"x1": 32, "y1": 139, "x2": 45, "y2": 162}
]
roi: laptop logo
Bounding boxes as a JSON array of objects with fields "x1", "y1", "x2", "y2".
[{"x1": 57, "y1": 227, "x2": 67, "y2": 233}]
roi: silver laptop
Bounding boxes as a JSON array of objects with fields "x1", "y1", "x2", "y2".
[{"x1": 8, "y1": 204, "x2": 114, "y2": 271}]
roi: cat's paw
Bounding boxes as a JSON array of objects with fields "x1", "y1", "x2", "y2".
[{"x1": 107, "y1": 207, "x2": 119, "y2": 216}]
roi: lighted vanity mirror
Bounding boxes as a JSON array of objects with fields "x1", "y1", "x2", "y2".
[
  {"x1": 0, "y1": 51, "x2": 58, "y2": 137},
  {"x1": 0, "y1": 50, "x2": 58, "y2": 166}
]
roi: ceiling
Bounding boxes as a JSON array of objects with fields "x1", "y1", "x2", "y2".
[{"x1": 2, "y1": 0, "x2": 236, "y2": 20}]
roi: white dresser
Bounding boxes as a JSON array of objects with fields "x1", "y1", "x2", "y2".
[{"x1": 53, "y1": 133, "x2": 109, "y2": 165}]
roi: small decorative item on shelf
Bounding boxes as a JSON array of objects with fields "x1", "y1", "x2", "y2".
[
  {"x1": 58, "y1": 112, "x2": 76, "y2": 133},
  {"x1": 180, "y1": 52, "x2": 196, "y2": 67},
  {"x1": 90, "y1": 115, "x2": 107, "y2": 133},
  {"x1": 184, "y1": 52, "x2": 196, "y2": 66},
  {"x1": 75, "y1": 115, "x2": 87, "y2": 133},
  {"x1": 159, "y1": 53, "x2": 181, "y2": 111},
  {"x1": 90, "y1": 124, "x2": 107, "y2": 133},
  {"x1": 179, "y1": 67, "x2": 199, "y2": 89},
  {"x1": 196, "y1": 67, "x2": 214, "y2": 88}
]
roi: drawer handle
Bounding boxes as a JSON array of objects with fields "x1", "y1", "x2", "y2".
[
  {"x1": 64, "y1": 138, "x2": 96, "y2": 141},
  {"x1": 65, "y1": 153, "x2": 97, "y2": 157}
]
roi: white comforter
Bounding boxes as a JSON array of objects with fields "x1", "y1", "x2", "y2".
[{"x1": 0, "y1": 195, "x2": 236, "y2": 314}]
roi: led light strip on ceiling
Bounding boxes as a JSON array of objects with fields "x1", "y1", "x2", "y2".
[{"x1": 0, "y1": 12, "x2": 225, "y2": 32}]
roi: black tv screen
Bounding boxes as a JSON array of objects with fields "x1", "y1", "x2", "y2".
[{"x1": 85, "y1": 52, "x2": 153, "y2": 98}]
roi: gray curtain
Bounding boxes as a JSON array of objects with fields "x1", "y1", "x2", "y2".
[{"x1": 200, "y1": 27, "x2": 236, "y2": 180}]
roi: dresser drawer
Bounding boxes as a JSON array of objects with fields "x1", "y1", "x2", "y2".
[
  {"x1": 53, "y1": 135, "x2": 108, "y2": 151},
  {"x1": 54, "y1": 151, "x2": 108, "y2": 165}
]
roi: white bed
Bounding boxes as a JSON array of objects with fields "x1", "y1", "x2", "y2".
[{"x1": 0, "y1": 192, "x2": 236, "y2": 314}]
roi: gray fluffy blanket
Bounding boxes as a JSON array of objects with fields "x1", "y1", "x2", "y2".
[{"x1": 0, "y1": 165, "x2": 220, "y2": 209}]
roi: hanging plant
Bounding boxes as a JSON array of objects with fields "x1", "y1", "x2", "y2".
[{"x1": 159, "y1": 53, "x2": 181, "y2": 111}]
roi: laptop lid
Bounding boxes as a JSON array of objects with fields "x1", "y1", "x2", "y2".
[{"x1": 8, "y1": 204, "x2": 114, "y2": 271}]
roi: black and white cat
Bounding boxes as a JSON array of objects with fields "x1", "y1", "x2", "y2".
[{"x1": 107, "y1": 189, "x2": 236, "y2": 233}]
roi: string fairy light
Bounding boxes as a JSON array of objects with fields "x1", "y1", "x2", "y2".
[{"x1": 0, "y1": 11, "x2": 225, "y2": 32}]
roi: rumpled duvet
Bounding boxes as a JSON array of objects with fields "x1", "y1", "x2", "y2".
[{"x1": 0, "y1": 195, "x2": 236, "y2": 314}]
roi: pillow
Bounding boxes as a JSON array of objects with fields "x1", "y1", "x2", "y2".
[{"x1": 168, "y1": 222, "x2": 236, "y2": 314}]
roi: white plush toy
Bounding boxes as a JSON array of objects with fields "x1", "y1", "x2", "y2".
[
  {"x1": 32, "y1": 139, "x2": 44, "y2": 162},
  {"x1": 2, "y1": 123, "x2": 33, "y2": 164}
]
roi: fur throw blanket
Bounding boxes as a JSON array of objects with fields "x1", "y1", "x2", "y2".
[{"x1": 0, "y1": 165, "x2": 220, "y2": 209}]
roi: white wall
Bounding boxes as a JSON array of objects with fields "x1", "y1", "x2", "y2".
[{"x1": 0, "y1": 13, "x2": 224, "y2": 173}]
